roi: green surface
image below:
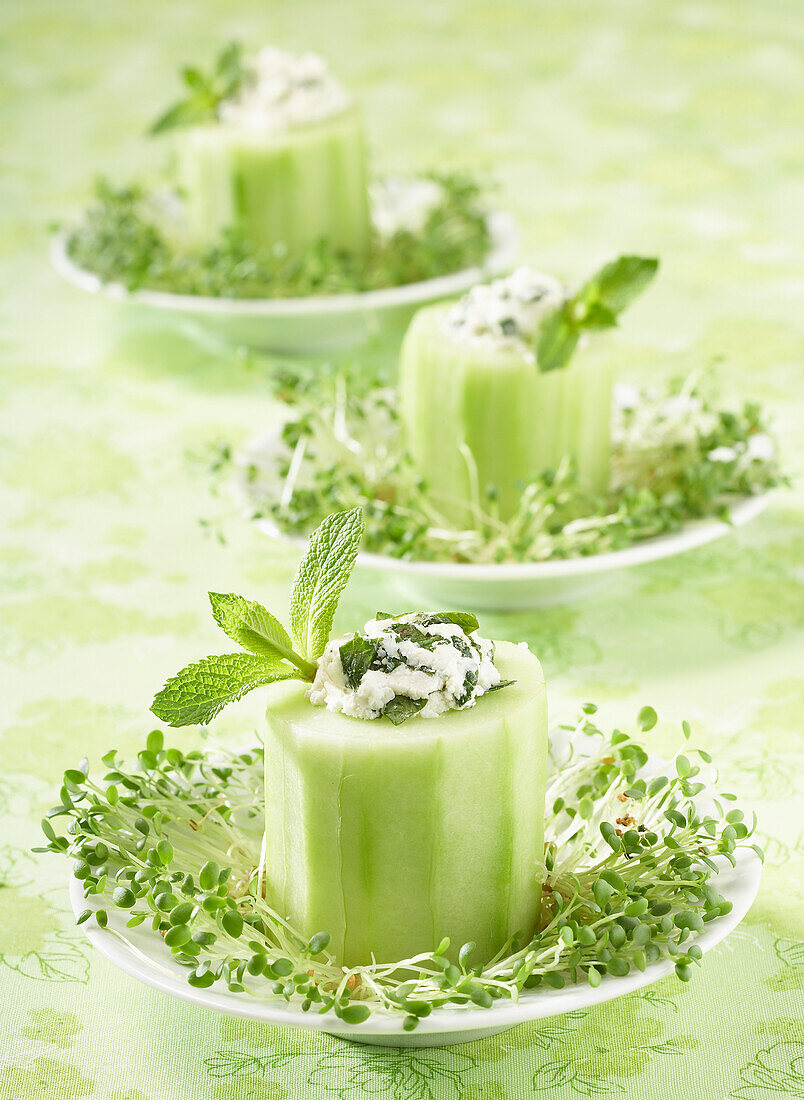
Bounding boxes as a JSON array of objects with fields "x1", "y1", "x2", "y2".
[
  {"x1": 1, "y1": 0, "x2": 803, "y2": 1098},
  {"x1": 400, "y1": 306, "x2": 613, "y2": 521},
  {"x1": 263, "y1": 642, "x2": 546, "y2": 966},
  {"x1": 178, "y1": 107, "x2": 370, "y2": 255}
]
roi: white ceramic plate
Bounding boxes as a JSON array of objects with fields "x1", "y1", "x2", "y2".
[
  {"x1": 69, "y1": 847, "x2": 760, "y2": 1048},
  {"x1": 238, "y1": 435, "x2": 773, "y2": 610},
  {"x1": 50, "y1": 211, "x2": 519, "y2": 355}
]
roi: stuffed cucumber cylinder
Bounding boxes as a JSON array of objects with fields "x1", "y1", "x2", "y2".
[
  {"x1": 399, "y1": 267, "x2": 613, "y2": 525},
  {"x1": 263, "y1": 615, "x2": 547, "y2": 967},
  {"x1": 177, "y1": 48, "x2": 370, "y2": 258}
]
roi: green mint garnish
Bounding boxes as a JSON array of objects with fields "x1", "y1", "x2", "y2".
[
  {"x1": 209, "y1": 591, "x2": 316, "y2": 678},
  {"x1": 391, "y1": 623, "x2": 443, "y2": 650},
  {"x1": 535, "y1": 309, "x2": 580, "y2": 374},
  {"x1": 339, "y1": 634, "x2": 377, "y2": 690},
  {"x1": 150, "y1": 42, "x2": 246, "y2": 135},
  {"x1": 582, "y1": 254, "x2": 660, "y2": 314},
  {"x1": 150, "y1": 509, "x2": 364, "y2": 726},
  {"x1": 382, "y1": 696, "x2": 428, "y2": 725},
  {"x1": 289, "y1": 506, "x2": 363, "y2": 663},
  {"x1": 421, "y1": 612, "x2": 480, "y2": 633},
  {"x1": 536, "y1": 254, "x2": 658, "y2": 372},
  {"x1": 373, "y1": 612, "x2": 479, "y2": 632},
  {"x1": 456, "y1": 667, "x2": 479, "y2": 707},
  {"x1": 150, "y1": 653, "x2": 301, "y2": 727},
  {"x1": 485, "y1": 679, "x2": 516, "y2": 693}
]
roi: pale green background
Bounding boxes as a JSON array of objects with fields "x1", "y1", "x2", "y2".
[{"x1": 1, "y1": 1, "x2": 803, "y2": 1098}]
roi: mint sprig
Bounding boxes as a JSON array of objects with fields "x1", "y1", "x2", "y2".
[
  {"x1": 289, "y1": 507, "x2": 364, "y2": 663},
  {"x1": 150, "y1": 653, "x2": 301, "y2": 727},
  {"x1": 536, "y1": 255, "x2": 658, "y2": 372},
  {"x1": 209, "y1": 592, "x2": 316, "y2": 678},
  {"x1": 151, "y1": 509, "x2": 364, "y2": 726},
  {"x1": 150, "y1": 42, "x2": 246, "y2": 135}
]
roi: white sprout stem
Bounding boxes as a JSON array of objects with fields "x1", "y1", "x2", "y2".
[
  {"x1": 458, "y1": 442, "x2": 484, "y2": 536},
  {"x1": 279, "y1": 434, "x2": 307, "y2": 510}
]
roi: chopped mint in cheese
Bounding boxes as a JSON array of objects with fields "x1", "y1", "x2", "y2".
[
  {"x1": 308, "y1": 612, "x2": 510, "y2": 723},
  {"x1": 444, "y1": 266, "x2": 566, "y2": 351}
]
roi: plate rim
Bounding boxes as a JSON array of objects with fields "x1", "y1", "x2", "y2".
[
  {"x1": 68, "y1": 841, "x2": 761, "y2": 1039},
  {"x1": 49, "y1": 210, "x2": 519, "y2": 318}
]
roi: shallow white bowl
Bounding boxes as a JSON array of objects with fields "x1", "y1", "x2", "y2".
[
  {"x1": 248, "y1": 489, "x2": 772, "y2": 612},
  {"x1": 50, "y1": 211, "x2": 519, "y2": 355},
  {"x1": 70, "y1": 847, "x2": 760, "y2": 1048}
]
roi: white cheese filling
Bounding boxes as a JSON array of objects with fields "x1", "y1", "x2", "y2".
[
  {"x1": 443, "y1": 266, "x2": 565, "y2": 353},
  {"x1": 370, "y1": 177, "x2": 446, "y2": 240},
  {"x1": 614, "y1": 386, "x2": 719, "y2": 450},
  {"x1": 218, "y1": 47, "x2": 351, "y2": 133},
  {"x1": 706, "y1": 433, "x2": 776, "y2": 467},
  {"x1": 309, "y1": 613, "x2": 502, "y2": 721}
]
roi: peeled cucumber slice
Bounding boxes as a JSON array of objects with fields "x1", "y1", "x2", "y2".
[
  {"x1": 263, "y1": 641, "x2": 547, "y2": 967},
  {"x1": 399, "y1": 305, "x2": 613, "y2": 524},
  {"x1": 178, "y1": 106, "x2": 370, "y2": 258}
]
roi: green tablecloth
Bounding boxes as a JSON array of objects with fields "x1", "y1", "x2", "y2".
[{"x1": 2, "y1": 1, "x2": 802, "y2": 1097}]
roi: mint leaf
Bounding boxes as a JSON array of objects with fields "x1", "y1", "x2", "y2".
[
  {"x1": 151, "y1": 653, "x2": 301, "y2": 727},
  {"x1": 339, "y1": 635, "x2": 377, "y2": 690},
  {"x1": 209, "y1": 592, "x2": 315, "y2": 679},
  {"x1": 536, "y1": 254, "x2": 657, "y2": 372},
  {"x1": 150, "y1": 99, "x2": 214, "y2": 135},
  {"x1": 215, "y1": 41, "x2": 245, "y2": 94},
  {"x1": 485, "y1": 679, "x2": 516, "y2": 693},
  {"x1": 577, "y1": 301, "x2": 617, "y2": 329},
  {"x1": 372, "y1": 611, "x2": 479, "y2": 633},
  {"x1": 536, "y1": 307, "x2": 580, "y2": 372},
  {"x1": 150, "y1": 42, "x2": 246, "y2": 135},
  {"x1": 382, "y1": 696, "x2": 428, "y2": 725},
  {"x1": 180, "y1": 66, "x2": 208, "y2": 93},
  {"x1": 150, "y1": 509, "x2": 364, "y2": 727},
  {"x1": 457, "y1": 666, "x2": 478, "y2": 706},
  {"x1": 393, "y1": 623, "x2": 442, "y2": 651},
  {"x1": 423, "y1": 612, "x2": 480, "y2": 633},
  {"x1": 290, "y1": 508, "x2": 364, "y2": 662},
  {"x1": 580, "y1": 255, "x2": 659, "y2": 315}
]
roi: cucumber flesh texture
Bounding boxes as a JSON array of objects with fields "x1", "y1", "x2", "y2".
[
  {"x1": 263, "y1": 640, "x2": 547, "y2": 967},
  {"x1": 178, "y1": 106, "x2": 370, "y2": 258},
  {"x1": 399, "y1": 306, "x2": 613, "y2": 524}
]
